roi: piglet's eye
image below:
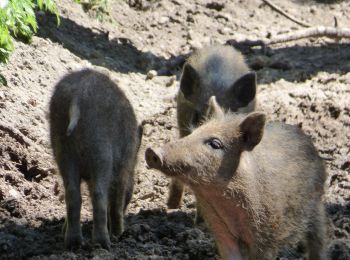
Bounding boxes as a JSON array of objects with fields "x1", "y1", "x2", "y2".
[{"x1": 207, "y1": 138, "x2": 224, "y2": 150}]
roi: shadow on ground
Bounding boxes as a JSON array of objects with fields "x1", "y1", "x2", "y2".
[
  {"x1": 36, "y1": 13, "x2": 185, "y2": 76},
  {"x1": 325, "y1": 201, "x2": 350, "y2": 260},
  {"x1": 243, "y1": 42, "x2": 350, "y2": 84},
  {"x1": 0, "y1": 218, "x2": 64, "y2": 258},
  {"x1": 3, "y1": 203, "x2": 348, "y2": 259},
  {"x1": 0, "y1": 209, "x2": 218, "y2": 259},
  {"x1": 37, "y1": 13, "x2": 350, "y2": 84}
]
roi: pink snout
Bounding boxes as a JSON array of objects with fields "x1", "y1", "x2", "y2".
[{"x1": 145, "y1": 147, "x2": 164, "y2": 170}]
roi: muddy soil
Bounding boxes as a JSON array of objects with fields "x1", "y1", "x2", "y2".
[{"x1": 0, "y1": 0, "x2": 349, "y2": 259}]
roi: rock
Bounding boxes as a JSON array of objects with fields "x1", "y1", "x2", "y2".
[
  {"x1": 186, "y1": 29, "x2": 194, "y2": 40},
  {"x1": 159, "y1": 16, "x2": 170, "y2": 25},
  {"x1": 166, "y1": 76, "x2": 176, "y2": 87},
  {"x1": 8, "y1": 188, "x2": 20, "y2": 199},
  {"x1": 188, "y1": 40, "x2": 203, "y2": 50},
  {"x1": 146, "y1": 70, "x2": 157, "y2": 80},
  {"x1": 218, "y1": 27, "x2": 232, "y2": 35}
]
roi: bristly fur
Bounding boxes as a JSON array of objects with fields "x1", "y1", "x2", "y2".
[
  {"x1": 152, "y1": 107, "x2": 326, "y2": 259},
  {"x1": 49, "y1": 69, "x2": 142, "y2": 249}
]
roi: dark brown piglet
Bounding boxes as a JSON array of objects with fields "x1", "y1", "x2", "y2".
[{"x1": 49, "y1": 69, "x2": 142, "y2": 249}]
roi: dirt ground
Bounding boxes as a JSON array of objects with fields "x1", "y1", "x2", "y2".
[{"x1": 0, "y1": 0, "x2": 349, "y2": 259}]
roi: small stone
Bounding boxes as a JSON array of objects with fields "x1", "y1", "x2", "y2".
[
  {"x1": 188, "y1": 40, "x2": 202, "y2": 50},
  {"x1": 9, "y1": 188, "x2": 20, "y2": 199},
  {"x1": 186, "y1": 29, "x2": 194, "y2": 40},
  {"x1": 166, "y1": 76, "x2": 176, "y2": 87},
  {"x1": 146, "y1": 70, "x2": 157, "y2": 80},
  {"x1": 159, "y1": 16, "x2": 169, "y2": 25},
  {"x1": 218, "y1": 27, "x2": 232, "y2": 35}
]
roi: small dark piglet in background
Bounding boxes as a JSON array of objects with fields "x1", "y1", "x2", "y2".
[
  {"x1": 170, "y1": 45, "x2": 257, "y2": 222},
  {"x1": 146, "y1": 96, "x2": 326, "y2": 259},
  {"x1": 177, "y1": 45, "x2": 256, "y2": 138},
  {"x1": 49, "y1": 69, "x2": 142, "y2": 249}
]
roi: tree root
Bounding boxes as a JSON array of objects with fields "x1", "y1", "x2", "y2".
[
  {"x1": 227, "y1": 26, "x2": 350, "y2": 50},
  {"x1": 262, "y1": 0, "x2": 311, "y2": 28}
]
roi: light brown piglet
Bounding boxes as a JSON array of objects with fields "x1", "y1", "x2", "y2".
[{"x1": 146, "y1": 97, "x2": 326, "y2": 259}]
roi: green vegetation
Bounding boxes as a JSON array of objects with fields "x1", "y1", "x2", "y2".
[
  {"x1": 0, "y1": 0, "x2": 60, "y2": 63},
  {"x1": 74, "y1": 0, "x2": 111, "y2": 22}
]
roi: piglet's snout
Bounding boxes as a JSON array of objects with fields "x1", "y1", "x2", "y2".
[{"x1": 145, "y1": 147, "x2": 164, "y2": 170}]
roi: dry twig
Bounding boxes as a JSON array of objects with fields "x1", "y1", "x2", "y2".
[
  {"x1": 262, "y1": 0, "x2": 311, "y2": 28},
  {"x1": 227, "y1": 26, "x2": 350, "y2": 49}
]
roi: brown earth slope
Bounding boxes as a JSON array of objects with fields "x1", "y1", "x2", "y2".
[{"x1": 0, "y1": 0, "x2": 349, "y2": 259}]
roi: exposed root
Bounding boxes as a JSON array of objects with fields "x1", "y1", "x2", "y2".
[
  {"x1": 262, "y1": 0, "x2": 311, "y2": 28},
  {"x1": 0, "y1": 124, "x2": 32, "y2": 148},
  {"x1": 227, "y1": 26, "x2": 350, "y2": 50}
]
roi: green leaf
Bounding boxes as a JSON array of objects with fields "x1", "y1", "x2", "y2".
[{"x1": 0, "y1": 0, "x2": 61, "y2": 64}]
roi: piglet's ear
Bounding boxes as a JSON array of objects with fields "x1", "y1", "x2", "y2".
[
  {"x1": 206, "y1": 96, "x2": 224, "y2": 119},
  {"x1": 231, "y1": 72, "x2": 257, "y2": 106},
  {"x1": 180, "y1": 63, "x2": 199, "y2": 99},
  {"x1": 239, "y1": 112, "x2": 266, "y2": 151}
]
